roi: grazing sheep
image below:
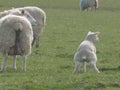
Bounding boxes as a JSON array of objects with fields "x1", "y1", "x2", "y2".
[
  {"x1": 0, "y1": 9, "x2": 36, "y2": 26},
  {"x1": 80, "y1": 0, "x2": 98, "y2": 11},
  {"x1": 0, "y1": 15, "x2": 34, "y2": 72},
  {"x1": 73, "y1": 31, "x2": 100, "y2": 74},
  {"x1": 0, "y1": 6, "x2": 46, "y2": 48},
  {"x1": 18, "y1": 6, "x2": 46, "y2": 48}
]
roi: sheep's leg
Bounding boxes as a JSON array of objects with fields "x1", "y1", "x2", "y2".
[
  {"x1": 32, "y1": 36, "x2": 39, "y2": 48},
  {"x1": 36, "y1": 36, "x2": 39, "y2": 48},
  {"x1": 95, "y1": 0, "x2": 97, "y2": 10},
  {"x1": 83, "y1": 61, "x2": 86, "y2": 72},
  {"x1": 0, "y1": 52, "x2": 8, "y2": 72},
  {"x1": 73, "y1": 61, "x2": 80, "y2": 74},
  {"x1": 22, "y1": 55, "x2": 27, "y2": 72},
  {"x1": 90, "y1": 62, "x2": 100, "y2": 73},
  {"x1": 12, "y1": 55, "x2": 17, "y2": 70},
  {"x1": 32, "y1": 37, "x2": 35, "y2": 46}
]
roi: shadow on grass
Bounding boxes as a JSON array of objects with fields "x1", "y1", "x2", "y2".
[
  {"x1": 100, "y1": 66, "x2": 120, "y2": 72},
  {"x1": 56, "y1": 53, "x2": 73, "y2": 59},
  {"x1": 99, "y1": 7, "x2": 120, "y2": 12}
]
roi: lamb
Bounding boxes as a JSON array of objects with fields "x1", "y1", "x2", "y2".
[
  {"x1": 73, "y1": 31, "x2": 100, "y2": 74},
  {"x1": 17, "y1": 6, "x2": 46, "y2": 48},
  {"x1": 0, "y1": 15, "x2": 34, "y2": 72},
  {"x1": 80, "y1": 0, "x2": 99, "y2": 11}
]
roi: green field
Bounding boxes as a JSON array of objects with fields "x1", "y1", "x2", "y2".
[{"x1": 0, "y1": 0, "x2": 120, "y2": 90}]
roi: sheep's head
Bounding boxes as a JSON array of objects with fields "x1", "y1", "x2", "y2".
[
  {"x1": 86, "y1": 31, "x2": 100, "y2": 43},
  {"x1": 20, "y1": 9, "x2": 37, "y2": 26},
  {"x1": 9, "y1": 9, "x2": 37, "y2": 26}
]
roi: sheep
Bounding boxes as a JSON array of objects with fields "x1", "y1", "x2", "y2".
[
  {"x1": 17, "y1": 6, "x2": 46, "y2": 48},
  {"x1": 80, "y1": 0, "x2": 99, "y2": 11},
  {"x1": 0, "y1": 15, "x2": 34, "y2": 72},
  {"x1": 0, "y1": 9, "x2": 37, "y2": 26},
  {"x1": 0, "y1": 6, "x2": 46, "y2": 48},
  {"x1": 73, "y1": 31, "x2": 100, "y2": 74}
]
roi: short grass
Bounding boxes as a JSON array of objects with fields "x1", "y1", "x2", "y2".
[{"x1": 0, "y1": 0, "x2": 120, "y2": 90}]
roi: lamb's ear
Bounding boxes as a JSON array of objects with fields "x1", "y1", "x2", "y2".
[{"x1": 87, "y1": 31, "x2": 92, "y2": 35}]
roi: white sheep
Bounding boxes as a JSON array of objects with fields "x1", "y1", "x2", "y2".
[
  {"x1": 80, "y1": 0, "x2": 99, "y2": 11},
  {"x1": 0, "y1": 6, "x2": 46, "y2": 48},
  {"x1": 0, "y1": 15, "x2": 34, "y2": 72},
  {"x1": 0, "y1": 9, "x2": 36, "y2": 26},
  {"x1": 73, "y1": 31, "x2": 100, "y2": 74},
  {"x1": 18, "y1": 6, "x2": 46, "y2": 48}
]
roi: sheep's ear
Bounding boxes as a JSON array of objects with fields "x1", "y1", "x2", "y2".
[{"x1": 21, "y1": 10, "x2": 25, "y2": 14}]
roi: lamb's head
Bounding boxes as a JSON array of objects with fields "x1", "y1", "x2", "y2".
[
  {"x1": 9, "y1": 9, "x2": 37, "y2": 26},
  {"x1": 85, "y1": 31, "x2": 100, "y2": 43}
]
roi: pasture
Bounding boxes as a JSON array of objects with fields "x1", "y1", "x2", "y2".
[{"x1": 0, "y1": 0, "x2": 120, "y2": 90}]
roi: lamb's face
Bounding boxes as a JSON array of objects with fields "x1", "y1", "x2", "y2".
[
  {"x1": 93, "y1": 32, "x2": 99, "y2": 42},
  {"x1": 86, "y1": 31, "x2": 100, "y2": 43}
]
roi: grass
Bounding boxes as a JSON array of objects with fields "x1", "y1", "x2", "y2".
[{"x1": 0, "y1": 0, "x2": 120, "y2": 90}]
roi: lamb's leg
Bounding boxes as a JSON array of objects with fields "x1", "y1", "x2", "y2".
[
  {"x1": 22, "y1": 55, "x2": 27, "y2": 72},
  {"x1": 90, "y1": 62, "x2": 100, "y2": 73},
  {"x1": 73, "y1": 61, "x2": 80, "y2": 74},
  {"x1": 83, "y1": 61, "x2": 86, "y2": 72},
  {"x1": 12, "y1": 55, "x2": 17, "y2": 70},
  {"x1": 0, "y1": 52, "x2": 8, "y2": 72}
]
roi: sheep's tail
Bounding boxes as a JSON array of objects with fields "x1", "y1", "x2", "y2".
[{"x1": 82, "y1": 56, "x2": 87, "y2": 62}]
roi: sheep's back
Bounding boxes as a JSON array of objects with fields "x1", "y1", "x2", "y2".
[
  {"x1": 0, "y1": 15, "x2": 33, "y2": 55},
  {"x1": 75, "y1": 40, "x2": 96, "y2": 61}
]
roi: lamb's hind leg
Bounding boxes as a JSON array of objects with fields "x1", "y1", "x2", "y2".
[
  {"x1": 22, "y1": 55, "x2": 27, "y2": 72},
  {"x1": 0, "y1": 51, "x2": 8, "y2": 72},
  {"x1": 73, "y1": 61, "x2": 80, "y2": 74},
  {"x1": 89, "y1": 53, "x2": 100, "y2": 73},
  {"x1": 90, "y1": 61, "x2": 100, "y2": 73}
]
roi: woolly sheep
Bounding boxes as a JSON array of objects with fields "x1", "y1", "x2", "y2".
[
  {"x1": 0, "y1": 9, "x2": 36, "y2": 26},
  {"x1": 0, "y1": 15, "x2": 34, "y2": 72},
  {"x1": 0, "y1": 6, "x2": 46, "y2": 48},
  {"x1": 18, "y1": 6, "x2": 46, "y2": 48},
  {"x1": 73, "y1": 31, "x2": 100, "y2": 74},
  {"x1": 80, "y1": 0, "x2": 99, "y2": 11}
]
